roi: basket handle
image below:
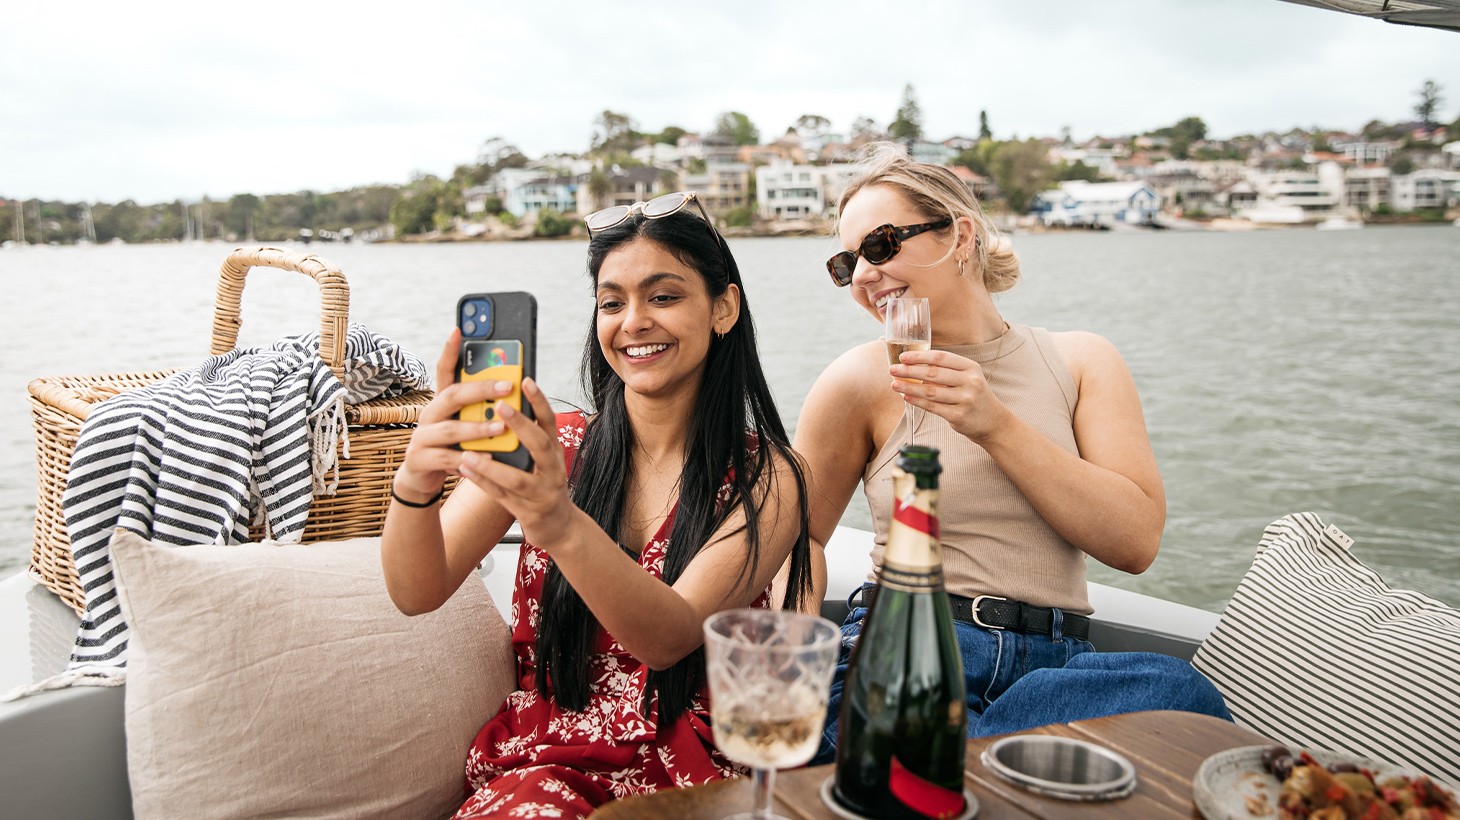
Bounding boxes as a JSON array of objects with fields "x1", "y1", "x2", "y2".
[{"x1": 210, "y1": 246, "x2": 351, "y2": 377}]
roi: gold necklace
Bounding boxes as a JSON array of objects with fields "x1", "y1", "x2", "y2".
[{"x1": 983, "y1": 321, "x2": 1011, "y2": 384}]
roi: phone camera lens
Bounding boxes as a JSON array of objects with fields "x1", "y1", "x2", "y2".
[{"x1": 461, "y1": 299, "x2": 493, "y2": 337}]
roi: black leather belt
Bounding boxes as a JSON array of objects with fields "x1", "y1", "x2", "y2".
[{"x1": 852, "y1": 585, "x2": 1090, "y2": 641}]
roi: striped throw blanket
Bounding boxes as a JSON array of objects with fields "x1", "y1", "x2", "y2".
[{"x1": 55, "y1": 324, "x2": 430, "y2": 686}]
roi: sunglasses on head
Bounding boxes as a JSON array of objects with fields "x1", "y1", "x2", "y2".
[
  {"x1": 585, "y1": 191, "x2": 729, "y2": 281},
  {"x1": 825, "y1": 217, "x2": 953, "y2": 287},
  {"x1": 585, "y1": 191, "x2": 717, "y2": 238}
]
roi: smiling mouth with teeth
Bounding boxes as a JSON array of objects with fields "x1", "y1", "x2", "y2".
[
  {"x1": 624, "y1": 343, "x2": 670, "y2": 359},
  {"x1": 875, "y1": 288, "x2": 908, "y2": 309}
]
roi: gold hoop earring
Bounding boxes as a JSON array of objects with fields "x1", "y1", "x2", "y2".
[{"x1": 957, "y1": 255, "x2": 969, "y2": 277}]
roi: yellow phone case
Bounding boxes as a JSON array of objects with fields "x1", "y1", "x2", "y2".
[{"x1": 458, "y1": 340, "x2": 523, "y2": 453}]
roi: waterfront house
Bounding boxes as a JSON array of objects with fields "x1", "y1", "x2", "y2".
[
  {"x1": 1236, "y1": 165, "x2": 1342, "y2": 223},
  {"x1": 470, "y1": 168, "x2": 578, "y2": 220},
  {"x1": 1049, "y1": 144, "x2": 1125, "y2": 178},
  {"x1": 463, "y1": 186, "x2": 494, "y2": 217},
  {"x1": 766, "y1": 130, "x2": 809, "y2": 165},
  {"x1": 631, "y1": 142, "x2": 684, "y2": 168},
  {"x1": 1331, "y1": 138, "x2": 1402, "y2": 165},
  {"x1": 739, "y1": 143, "x2": 798, "y2": 166},
  {"x1": 1144, "y1": 166, "x2": 1217, "y2": 215},
  {"x1": 574, "y1": 166, "x2": 665, "y2": 215},
  {"x1": 702, "y1": 134, "x2": 740, "y2": 164},
  {"x1": 680, "y1": 162, "x2": 751, "y2": 216},
  {"x1": 1344, "y1": 166, "x2": 1392, "y2": 215},
  {"x1": 1215, "y1": 180, "x2": 1259, "y2": 215},
  {"x1": 754, "y1": 160, "x2": 858, "y2": 219},
  {"x1": 1030, "y1": 180, "x2": 1162, "y2": 227},
  {"x1": 1391, "y1": 168, "x2": 1460, "y2": 211},
  {"x1": 676, "y1": 133, "x2": 706, "y2": 162}
]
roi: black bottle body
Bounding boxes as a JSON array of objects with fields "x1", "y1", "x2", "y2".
[{"x1": 832, "y1": 446, "x2": 967, "y2": 819}]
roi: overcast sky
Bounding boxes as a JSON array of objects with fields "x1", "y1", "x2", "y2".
[{"x1": 3, "y1": 0, "x2": 1457, "y2": 204}]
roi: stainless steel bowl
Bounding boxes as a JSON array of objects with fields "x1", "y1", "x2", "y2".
[{"x1": 980, "y1": 735, "x2": 1137, "y2": 801}]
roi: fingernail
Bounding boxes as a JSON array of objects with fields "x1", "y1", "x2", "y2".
[
  {"x1": 493, "y1": 380, "x2": 513, "y2": 392},
  {"x1": 498, "y1": 402, "x2": 515, "y2": 419}
]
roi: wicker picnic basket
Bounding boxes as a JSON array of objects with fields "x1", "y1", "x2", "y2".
[{"x1": 28, "y1": 246, "x2": 436, "y2": 615}]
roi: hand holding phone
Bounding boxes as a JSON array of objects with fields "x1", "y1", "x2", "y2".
[{"x1": 456, "y1": 292, "x2": 537, "y2": 470}]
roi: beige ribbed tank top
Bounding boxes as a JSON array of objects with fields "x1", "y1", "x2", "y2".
[{"x1": 863, "y1": 324, "x2": 1091, "y2": 614}]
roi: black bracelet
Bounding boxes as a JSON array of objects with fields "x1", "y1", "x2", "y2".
[{"x1": 390, "y1": 485, "x2": 444, "y2": 508}]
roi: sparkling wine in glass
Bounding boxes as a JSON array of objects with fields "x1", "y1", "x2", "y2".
[
  {"x1": 704, "y1": 609, "x2": 841, "y2": 820},
  {"x1": 884, "y1": 296, "x2": 931, "y2": 446}
]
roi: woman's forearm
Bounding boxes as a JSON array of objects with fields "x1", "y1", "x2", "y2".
[
  {"x1": 977, "y1": 414, "x2": 1164, "y2": 573},
  {"x1": 380, "y1": 499, "x2": 455, "y2": 615}
]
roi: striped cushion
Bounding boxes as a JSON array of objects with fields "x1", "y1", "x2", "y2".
[{"x1": 1192, "y1": 512, "x2": 1460, "y2": 784}]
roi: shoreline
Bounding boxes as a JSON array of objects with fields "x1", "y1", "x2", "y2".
[
  {"x1": 379, "y1": 214, "x2": 1454, "y2": 243},
  {"x1": 3, "y1": 214, "x2": 1450, "y2": 250}
]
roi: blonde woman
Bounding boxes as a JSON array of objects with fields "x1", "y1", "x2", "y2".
[{"x1": 796, "y1": 143, "x2": 1228, "y2": 762}]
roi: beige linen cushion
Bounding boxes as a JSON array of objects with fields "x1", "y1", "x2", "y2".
[{"x1": 111, "y1": 529, "x2": 516, "y2": 820}]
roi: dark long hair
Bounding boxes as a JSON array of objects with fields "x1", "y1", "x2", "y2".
[{"x1": 534, "y1": 208, "x2": 813, "y2": 726}]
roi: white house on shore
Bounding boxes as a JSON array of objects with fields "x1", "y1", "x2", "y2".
[
  {"x1": 755, "y1": 161, "x2": 858, "y2": 219},
  {"x1": 1031, "y1": 181, "x2": 1162, "y2": 227},
  {"x1": 466, "y1": 167, "x2": 577, "y2": 219},
  {"x1": 1234, "y1": 162, "x2": 1344, "y2": 223},
  {"x1": 1392, "y1": 168, "x2": 1460, "y2": 211}
]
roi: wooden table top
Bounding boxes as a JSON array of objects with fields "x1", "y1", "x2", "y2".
[{"x1": 595, "y1": 710, "x2": 1269, "y2": 819}]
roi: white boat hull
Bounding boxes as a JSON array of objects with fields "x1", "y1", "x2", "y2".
[{"x1": 0, "y1": 526, "x2": 1219, "y2": 820}]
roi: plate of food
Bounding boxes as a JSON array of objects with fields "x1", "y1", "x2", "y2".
[{"x1": 1193, "y1": 744, "x2": 1459, "y2": 820}]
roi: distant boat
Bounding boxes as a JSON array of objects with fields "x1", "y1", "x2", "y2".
[{"x1": 1316, "y1": 215, "x2": 1364, "y2": 231}]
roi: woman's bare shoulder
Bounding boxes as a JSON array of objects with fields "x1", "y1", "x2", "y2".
[
  {"x1": 796, "y1": 340, "x2": 885, "y2": 440},
  {"x1": 1048, "y1": 330, "x2": 1126, "y2": 377},
  {"x1": 815, "y1": 340, "x2": 887, "y2": 392},
  {"x1": 805, "y1": 338, "x2": 881, "y2": 405}
]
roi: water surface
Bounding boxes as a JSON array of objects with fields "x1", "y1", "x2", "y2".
[{"x1": 2, "y1": 226, "x2": 1456, "y2": 611}]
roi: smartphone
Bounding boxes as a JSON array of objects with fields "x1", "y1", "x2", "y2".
[{"x1": 455, "y1": 291, "x2": 538, "y2": 470}]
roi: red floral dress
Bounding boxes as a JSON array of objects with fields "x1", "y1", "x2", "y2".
[{"x1": 455, "y1": 411, "x2": 768, "y2": 819}]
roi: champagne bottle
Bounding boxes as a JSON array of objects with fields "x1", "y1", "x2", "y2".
[{"x1": 832, "y1": 445, "x2": 967, "y2": 819}]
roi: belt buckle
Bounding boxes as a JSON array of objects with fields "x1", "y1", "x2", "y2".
[{"x1": 970, "y1": 595, "x2": 1008, "y2": 630}]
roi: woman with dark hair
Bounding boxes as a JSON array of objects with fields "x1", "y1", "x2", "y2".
[{"x1": 381, "y1": 193, "x2": 813, "y2": 819}]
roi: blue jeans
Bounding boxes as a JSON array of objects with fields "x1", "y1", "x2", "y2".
[{"x1": 811, "y1": 587, "x2": 1232, "y2": 765}]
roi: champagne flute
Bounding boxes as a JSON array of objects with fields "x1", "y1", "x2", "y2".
[
  {"x1": 884, "y1": 296, "x2": 931, "y2": 446},
  {"x1": 704, "y1": 609, "x2": 841, "y2": 820}
]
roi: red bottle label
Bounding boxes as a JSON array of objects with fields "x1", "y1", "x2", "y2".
[
  {"x1": 890, "y1": 754, "x2": 964, "y2": 818},
  {"x1": 893, "y1": 496, "x2": 940, "y2": 539}
]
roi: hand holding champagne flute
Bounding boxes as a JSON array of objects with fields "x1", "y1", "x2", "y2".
[{"x1": 884, "y1": 297, "x2": 931, "y2": 446}]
